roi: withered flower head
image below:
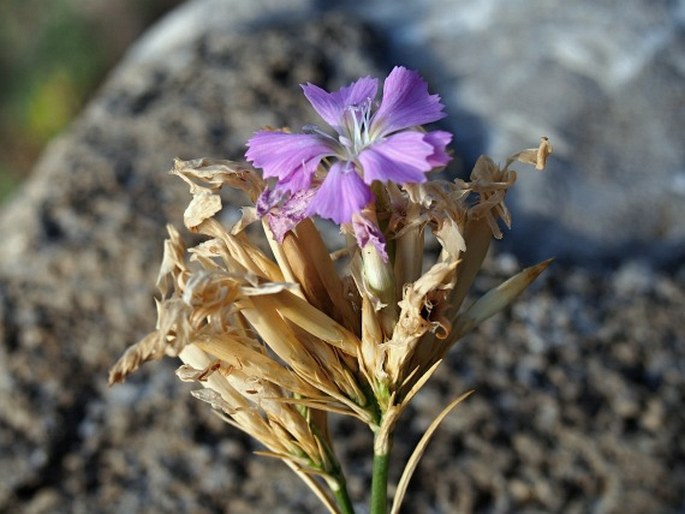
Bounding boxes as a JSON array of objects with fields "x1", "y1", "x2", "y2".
[{"x1": 110, "y1": 69, "x2": 552, "y2": 514}]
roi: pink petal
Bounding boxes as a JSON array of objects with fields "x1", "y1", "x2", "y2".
[
  {"x1": 351, "y1": 212, "x2": 388, "y2": 262},
  {"x1": 371, "y1": 66, "x2": 446, "y2": 136},
  {"x1": 358, "y1": 131, "x2": 434, "y2": 184},
  {"x1": 245, "y1": 130, "x2": 332, "y2": 182},
  {"x1": 424, "y1": 130, "x2": 453, "y2": 167},
  {"x1": 256, "y1": 185, "x2": 288, "y2": 216},
  {"x1": 308, "y1": 162, "x2": 374, "y2": 224},
  {"x1": 276, "y1": 161, "x2": 316, "y2": 193},
  {"x1": 302, "y1": 77, "x2": 378, "y2": 130},
  {"x1": 264, "y1": 186, "x2": 317, "y2": 241}
]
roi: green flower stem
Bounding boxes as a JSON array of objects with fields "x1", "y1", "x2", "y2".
[
  {"x1": 331, "y1": 476, "x2": 356, "y2": 514},
  {"x1": 370, "y1": 449, "x2": 391, "y2": 514}
]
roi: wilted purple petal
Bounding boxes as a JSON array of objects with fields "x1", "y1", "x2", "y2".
[
  {"x1": 351, "y1": 212, "x2": 388, "y2": 262},
  {"x1": 245, "y1": 131, "x2": 332, "y2": 182},
  {"x1": 308, "y1": 162, "x2": 374, "y2": 224},
  {"x1": 371, "y1": 66, "x2": 446, "y2": 136},
  {"x1": 302, "y1": 77, "x2": 378, "y2": 130},
  {"x1": 264, "y1": 186, "x2": 317, "y2": 241},
  {"x1": 424, "y1": 130, "x2": 453, "y2": 167},
  {"x1": 256, "y1": 186, "x2": 287, "y2": 217},
  {"x1": 358, "y1": 131, "x2": 433, "y2": 184}
]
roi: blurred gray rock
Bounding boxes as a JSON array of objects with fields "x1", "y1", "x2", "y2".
[{"x1": 334, "y1": 0, "x2": 685, "y2": 265}]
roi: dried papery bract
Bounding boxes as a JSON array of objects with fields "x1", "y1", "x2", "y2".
[
  {"x1": 350, "y1": 138, "x2": 552, "y2": 514},
  {"x1": 110, "y1": 159, "x2": 378, "y2": 513}
]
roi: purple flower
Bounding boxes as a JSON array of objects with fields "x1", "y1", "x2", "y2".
[{"x1": 246, "y1": 66, "x2": 452, "y2": 253}]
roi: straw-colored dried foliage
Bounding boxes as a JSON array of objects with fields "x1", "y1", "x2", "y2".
[{"x1": 110, "y1": 139, "x2": 552, "y2": 509}]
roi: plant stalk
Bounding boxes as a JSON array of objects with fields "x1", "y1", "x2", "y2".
[
  {"x1": 331, "y1": 476, "x2": 356, "y2": 514},
  {"x1": 370, "y1": 445, "x2": 391, "y2": 514}
]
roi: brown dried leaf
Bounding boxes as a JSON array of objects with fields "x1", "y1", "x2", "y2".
[
  {"x1": 240, "y1": 281, "x2": 299, "y2": 297},
  {"x1": 190, "y1": 387, "x2": 238, "y2": 415},
  {"x1": 269, "y1": 291, "x2": 360, "y2": 356},
  {"x1": 156, "y1": 225, "x2": 186, "y2": 297},
  {"x1": 184, "y1": 189, "x2": 222, "y2": 229},
  {"x1": 231, "y1": 207, "x2": 260, "y2": 235},
  {"x1": 384, "y1": 262, "x2": 457, "y2": 384},
  {"x1": 394, "y1": 261, "x2": 457, "y2": 341},
  {"x1": 171, "y1": 157, "x2": 264, "y2": 201},
  {"x1": 108, "y1": 332, "x2": 165, "y2": 385},
  {"x1": 177, "y1": 362, "x2": 213, "y2": 382},
  {"x1": 193, "y1": 336, "x2": 321, "y2": 398},
  {"x1": 509, "y1": 136, "x2": 553, "y2": 170},
  {"x1": 401, "y1": 181, "x2": 469, "y2": 261},
  {"x1": 199, "y1": 219, "x2": 284, "y2": 282},
  {"x1": 451, "y1": 258, "x2": 554, "y2": 340},
  {"x1": 433, "y1": 214, "x2": 466, "y2": 258}
]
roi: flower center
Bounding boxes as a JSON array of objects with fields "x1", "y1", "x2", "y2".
[
  {"x1": 304, "y1": 98, "x2": 378, "y2": 179},
  {"x1": 340, "y1": 98, "x2": 374, "y2": 157}
]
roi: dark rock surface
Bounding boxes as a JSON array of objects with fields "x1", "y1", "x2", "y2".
[{"x1": 0, "y1": 4, "x2": 683, "y2": 514}]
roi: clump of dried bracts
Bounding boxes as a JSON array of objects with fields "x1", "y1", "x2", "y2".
[{"x1": 110, "y1": 135, "x2": 551, "y2": 514}]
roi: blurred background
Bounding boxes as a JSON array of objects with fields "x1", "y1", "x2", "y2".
[{"x1": 0, "y1": 0, "x2": 182, "y2": 201}]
